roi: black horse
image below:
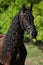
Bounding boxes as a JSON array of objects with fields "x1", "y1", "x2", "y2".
[{"x1": 1, "y1": 4, "x2": 37, "y2": 65}]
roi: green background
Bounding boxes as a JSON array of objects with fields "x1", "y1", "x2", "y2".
[{"x1": 0, "y1": 0, "x2": 43, "y2": 41}]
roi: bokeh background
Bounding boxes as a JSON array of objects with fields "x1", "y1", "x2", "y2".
[
  {"x1": 0, "y1": 0, "x2": 43, "y2": 41},
  {"x1": 0, "y1": 0, "x2": 43, "y2": 65}
]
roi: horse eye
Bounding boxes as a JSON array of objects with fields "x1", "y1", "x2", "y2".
[{"x1": 29, "y1": 16, "x2": 31, "y2": 20}]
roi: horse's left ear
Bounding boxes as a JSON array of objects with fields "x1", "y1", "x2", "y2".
[{"x1": 22, "y1": 4, "x2": 26, "y2": 13}]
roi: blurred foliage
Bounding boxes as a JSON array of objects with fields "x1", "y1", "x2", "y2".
[{"x1": 0, "y1": 0, "x2": 43, "y2": 41}]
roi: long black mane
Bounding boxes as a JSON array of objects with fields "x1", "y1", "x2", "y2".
[{"x1": 2, "y1": 11, "x2": 23, "y2": 60}]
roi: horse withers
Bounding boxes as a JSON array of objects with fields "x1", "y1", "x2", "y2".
[{"x1": 0, "y1": 4, "x2": 37, "y2": 65}]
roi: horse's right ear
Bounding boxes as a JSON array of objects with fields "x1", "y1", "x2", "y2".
[
  {"x1": 29, "y1": 4, "x2": 33, "y2": 12},
  {"x1": 22, "y1": 4, "x2": 26, "y2": 13}
]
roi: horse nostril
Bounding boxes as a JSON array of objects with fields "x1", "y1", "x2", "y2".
[{"x1": 32, "y1": 31, "x2": 37, "y2": 38}]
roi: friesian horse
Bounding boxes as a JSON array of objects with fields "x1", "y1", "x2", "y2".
[{"x1": 0, "y1": 4, "x2": 37, "y2": 65}]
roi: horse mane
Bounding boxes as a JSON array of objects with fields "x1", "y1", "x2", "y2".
[{"x1": 2, "y1": 12, "x2": 20, "y2": 60}]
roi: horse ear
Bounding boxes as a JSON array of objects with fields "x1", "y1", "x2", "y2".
[
  {"x1": 22, "y1": 4, "x2": 26, "y2": 13},
  {"x1": 29, "y1": 4, "x2": 32, "y2": 12}
]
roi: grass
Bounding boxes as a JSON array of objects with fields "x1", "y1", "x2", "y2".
[{"x1": 25, "y1": 44, "x2": 43, "y2": 65}]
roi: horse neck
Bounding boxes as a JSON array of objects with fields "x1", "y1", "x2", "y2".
[
  {"x1": 3, "y1": 13, "x2": 24, "y2": 51},
  {"x1": 2, "y1": 11, "x2": 24, "y2": 60}
]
